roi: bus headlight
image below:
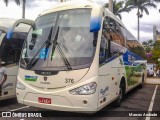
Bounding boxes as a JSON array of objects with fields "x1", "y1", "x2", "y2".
[
  {"x1": 16, "y1": 81, "x2": 26, "y2": 90},
  {"x1": 69, "y1": 82, "x2": 97, "y2": 95}
]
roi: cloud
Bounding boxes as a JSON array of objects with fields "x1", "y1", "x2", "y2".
[
  {"x1": 25, "y1": 0, "x2": 58, "y2": 8},
  {"x1": 0, "y1": 1, "x2": 22, "y2": 19},
  {"x1": 25, "y1": 0, "x2": 58, "y2": 20},
  {"x1": 0, "y1": 0, "x2": 57, "y2": 20},
  {"x1": 120, "y1": 3, "x2": 160, "y2": 42}
]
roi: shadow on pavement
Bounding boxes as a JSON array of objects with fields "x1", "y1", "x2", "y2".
[{"x1": 0, "y1": 98, "x2": 17, "y2": 107}]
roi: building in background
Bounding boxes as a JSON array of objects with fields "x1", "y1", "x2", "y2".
[
  {"x1": 157, "y1": 31, "x2": 160, "y2": 41},
  {"x1": 153, "y1": 25, "x2": 160, "y2": 42}
]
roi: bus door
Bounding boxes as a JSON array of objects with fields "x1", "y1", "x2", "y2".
[
  {"x1": 0, "y1": 32, "x2": 26, "y2": 100},
  {"x1": 98, "y1": 35, "x2": 112, "y2": 107},
  {"x1": 106, "y1": 17, "x2": 126, "y2": 99},
  {"x1": 98, "y1": 17, "x2": 113, "y2": 107},
  {"x1": 98, "y1": 16, "x2": 126, "y2": 107},
  {"x1": 0, "y1": 19, "x2": 33, "y2": 100}
]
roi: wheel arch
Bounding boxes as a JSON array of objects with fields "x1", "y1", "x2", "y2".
[{"x1": 119, "y1": 76, "x2": 126, "y2": 94}]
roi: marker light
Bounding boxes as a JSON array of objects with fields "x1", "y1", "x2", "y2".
[
  {"x1": 69, "y1": 82, "x2": 97, "y2": 95},
  {"x1": 16, "y1": 81, "x2": 26, "y2": 90}
]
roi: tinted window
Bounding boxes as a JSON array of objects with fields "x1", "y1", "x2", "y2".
[{"x1": 0, "y1": 32, "x2": 26, "y2": 66}]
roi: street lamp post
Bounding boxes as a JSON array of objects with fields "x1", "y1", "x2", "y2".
[
  {"x1": 109, "y1": 0, "x2": 113, "y2": 13},
  {"x1": 22, "y1": 0, "x2": 26, "y2": 18},
  {"x1": 59, "y1": 0, "x2": 66, "y2": 2}
]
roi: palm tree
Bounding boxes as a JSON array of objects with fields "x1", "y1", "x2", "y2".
[
  {"x1": 3, "y1": 0, "x2": 20, "y2": 6},
  {"x1": 105, "y1": 0, "x2": 130, "y2": 19},
  {"x1": 3, "y1": 0, "x2": 26, "y2": 18},
  {"x1": 125, "y1": 0, "x2": 157, "y2": 41}
]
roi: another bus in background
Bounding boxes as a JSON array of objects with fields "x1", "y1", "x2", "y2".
[{"x1": 0, "y1": 18, "x2": 32, "y2": 101}]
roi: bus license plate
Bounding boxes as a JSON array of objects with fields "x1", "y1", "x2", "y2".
[{"x1": 38, "y1": 97, "x2": 51, "y2": 104}]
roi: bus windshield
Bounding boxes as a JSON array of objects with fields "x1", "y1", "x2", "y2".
[{"x1": 20, "y1": 9, "x2": 97, "y2": 70}]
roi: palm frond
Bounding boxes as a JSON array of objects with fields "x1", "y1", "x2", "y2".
[
  {"x1": 3, "y1": 0, "x2": 20, "y2": 6},
  {"x1": 153, "y1": 0, "x2": 160, "y2": 2},
  {"x1": 142, "y1": 2, "x2": 157, "y2": 8},
  {"x1": 116, "y1": 13, "x2": 122, "y2": 20},
  {"x1": 104, "y1": 3, "x2": 109, "y2": 8},
  {"x1": 3, "y1": 0, "x2": 8, "y2": 6},
  {"x1": 126, "y1": 5, "x2": 138, "y2": 12},
  {"x1": 15, "y1": 0, "x2": 20, "y2": 5},
  {"x1": 117, "y1": 7, "x2": 131, "y2": 14},
  {"x1": 140, "y1": 6, "x2": 149, "y2": 15}
]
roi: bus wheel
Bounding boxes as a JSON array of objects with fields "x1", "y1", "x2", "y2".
[
  {"x1": 114, "y1": 84, "x2": 124, "y2": 107},
  {"x1": 139, "y1": 74, "x2": 144, "y2": 88}
]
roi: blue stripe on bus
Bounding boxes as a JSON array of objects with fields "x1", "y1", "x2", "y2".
[{"x1": 102, "y1": 50, "x2": 145, "y2": 65}]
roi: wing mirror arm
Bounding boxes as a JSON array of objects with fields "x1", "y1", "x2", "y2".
[{"x1": 7, "y1": 19, "x2": 34, "y2": 39}]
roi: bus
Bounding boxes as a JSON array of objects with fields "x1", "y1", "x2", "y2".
[
  {"x1": 7, "y1": 0, "x2": 146, "y2": 112},
  {"x1": 0, "y1": 18, "x2": 31, "y2": 101}
]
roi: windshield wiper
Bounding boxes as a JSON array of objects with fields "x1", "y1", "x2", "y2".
[
  {"x1": 57, "y1": 43, "x2": 72, "y2": 70},
  {"x1": 51, "y1": 27, "x2": 72, "y2": 70},
  {"x1": 26, "y1": 28, "x2": 53, "y2": 69},
  {"x1": 44, "y1": 28, "x2": 52, "y2": 60}
]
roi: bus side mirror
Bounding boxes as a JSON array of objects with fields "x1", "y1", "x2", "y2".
[
  {"x1": 7, "y1": 28, "x2": 13, "y2": 39},
  {"x1": 6, "y1": 19, "x2": 34, "y2": 39},
  {"x1": 90, "y1": 17, "x2": 101, "y2": 32},
  {"x1": 90, "y1": 6, "x2": 102, "y2": 32}
]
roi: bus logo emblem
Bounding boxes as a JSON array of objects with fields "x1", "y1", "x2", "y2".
[{"x1": 44, "y1": 76, "x2": 47, "y2": 81}]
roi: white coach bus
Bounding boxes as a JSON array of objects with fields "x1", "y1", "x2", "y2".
[
  {"x1": 7, "y1": 0, "x2": 146, "y2": 112},
  {"x1": 0, "y1": 18, "x2": 31, "y2": 101}
]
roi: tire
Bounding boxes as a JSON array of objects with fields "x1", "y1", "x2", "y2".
[
  {"x1": 114, "y1": 84, "x2": 124, "y2": 107},
  {"x1": 139, "y1": 74, "x2": 144, "y2": 88}
]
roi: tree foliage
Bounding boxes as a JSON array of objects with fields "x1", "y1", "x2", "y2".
[
  {"x1": 125, "y1": 0, "x2": 157, "y2": 41},
  {"x1": 104, "y1": 0, "x2": 130, "y2": 19},
  {"x1": 152, "y1": 41, "x2": 160, "y2": 67}
]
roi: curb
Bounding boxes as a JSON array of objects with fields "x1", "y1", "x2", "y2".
[{"x1": 145, "y1": 83, "x2": 160, "y2": 85}]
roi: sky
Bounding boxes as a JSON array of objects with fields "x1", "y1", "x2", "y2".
[{"x1": 0, "y1": 0, "x2": 160, "y2": 42}]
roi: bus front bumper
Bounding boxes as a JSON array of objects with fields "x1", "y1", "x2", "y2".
[{"x1": 17, "y1": 92, "x2": 98, "y2": 113}]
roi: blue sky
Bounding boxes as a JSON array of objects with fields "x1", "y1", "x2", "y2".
[{"x1": 0, "y1": 0, "x2": 160, "y2": 42}]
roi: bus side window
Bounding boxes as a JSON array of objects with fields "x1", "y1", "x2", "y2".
[
  {"x1": 0, "y1": 35, "x2": 25, "y2": 66},
  {"x1": 102, "y1": 16, "x2": 113, "y2": 58},
  {"x1": 110, "y1": 41, "x2": 124, "y2": 56},
  {"x1": 99, "y1": 37, "x2": 108, "y2": 64}
]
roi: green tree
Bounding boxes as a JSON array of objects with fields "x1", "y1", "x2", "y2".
[
  {"x1": 105, "y1": 0, "x2": 130, "y2": 19},
  {"x1": 148, "y1": 39, "x2": 154, "y2": 46},
  {"x1": 125, "y1": 0, "x2": 157, "y2": 41},
  {"x1": 142, "y1": 39, "x2": 154, "y2": 46},
  {"x1": 3, "y1": 0, "x2": 26, "y2": 18},
  {"x1": 145, "y1": 46, "x2": 151, "y2": 53},
  {"x1": 142, "y1": 41, "x2": 148, "y2": 46},
  {"x1": 142, "y1": 39, "x2": 155, "y2": 54},
  {"x1": 152, "y1": 41, "x2": 160, "y2": 67}
]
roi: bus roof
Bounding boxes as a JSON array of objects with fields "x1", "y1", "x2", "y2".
[
  {"x1": 40, "y1": 0, "x2": 101, "y2": 16},
  {"x1": 0, "y1": 18, "x2": 30, "y2": 33},
  {"x1": 39, "y1": 0, "x2": 125, "y2": 27}
]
